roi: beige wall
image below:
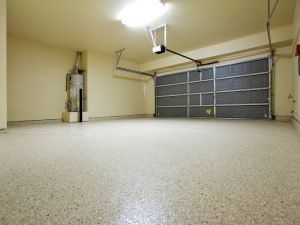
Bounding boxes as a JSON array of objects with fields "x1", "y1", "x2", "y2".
[
  {"x1": 292, "y1": 0, "x2": 300, "y2": 121},
  {"x1": 0, "y1": 0, "x2": 7, "y2": 129},
  {"x1": 7, "y1": 37, "x2": 147, "y2": 121},
  {"x1": 273, "y1": 46, "x2": 294, "y2": 116},
  {"x1": 87, "y1": 51, "x2": 145, "y2": 118},
  {"x1": 81, "y1": 51, "x2": 88, "y2": 111},
  {"x1": 7, "y1": 36, "x2": 75, "y2": 121},
  {"x1": 144, "y1": 78, "x2": 155, "y2": 115}
]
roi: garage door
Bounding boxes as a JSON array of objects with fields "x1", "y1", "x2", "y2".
[{"x1": 155, "y1": 57, "x2": 272, "y2": 119}]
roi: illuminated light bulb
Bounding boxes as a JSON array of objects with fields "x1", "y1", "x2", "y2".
[{"x1": 119, "y1": 0, "x2": 166, "y2": 27}]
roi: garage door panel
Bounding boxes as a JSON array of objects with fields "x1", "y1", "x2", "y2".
[
  {"x1": 232, "y1": 62, "x2": 247, "y2": 75},
  {"x1": 157, "y1": 96, "x2": 187, "y2": 106},
  {"x1": 215, "y1": 65, "x2": 231, "y2": 78},
  {"x1": 216, "y1": 93, "x2": 230, "y2": 104},
  {"x1": 156, "y1": 73, "x2": 187, "y2": 85},
  {"x1": 216, "y1": 79, "x2": 231, "y2": 91},
  {"x1": 202, "y1": 68, "x2": 214, "y2": 80},
  {"x1": 190, "y1": 107, "x2": 214, "y2": 117},
  {"x1": 232, "y1": 74, "x2": 269, "y2": 89},
  {"x1": 189, "y1": 70, "x2": 200, "y2": 82},
  {"x1": 189, "y1": 95, "x2": 200, "y2": 105},
  {"x1": 248, "y1": 58, "x2": 269, "y2": 74},
  {"x1": 216, "y1": 74, "x2": 269, "y2": 92},
  {"x1": 157, "y1": 107, "x2": 187, "y2": 117},
  {"x1": 157, "y1": 84, "x2": 187, "y2": 96},
  {"x1": 216, "y1": 106, "x2": 269, "y2": 118},
  {"x1": 230, "y1": 90, "x2": 269, "y2": 104},
  {"x1": 190, "y1": 81, "x2": 213, "y2": 93},
  {"x1": 202, "y1": 94, "x2": 214, "y2": 105},
  {"x1": 216, "y1": 90, "x2": 269, "y2": 104}
]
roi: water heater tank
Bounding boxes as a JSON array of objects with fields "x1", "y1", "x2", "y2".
[{"x1": 66, "y1": 74, "x2": 84, "y2": 112}]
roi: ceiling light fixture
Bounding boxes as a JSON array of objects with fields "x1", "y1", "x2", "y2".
[{"x1": 119, "y1": 0, "x2": 166, "y2": 27}]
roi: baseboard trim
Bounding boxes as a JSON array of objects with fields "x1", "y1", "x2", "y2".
[
  {"x1": 291, "y1": 117, "x2": 300, "y2": 135},
  {"x1": 0, "y1": 129, "x2": 6, "y2": 134},
  {"x1": 275, "y1": 116, "x2": 292, "y2": 122},
  {"x1": 144, "y1": 114, "x2": 155, "y2": 118},
  {"x1": 7, "y1": 114, "x2": 154, "y2": 126},
  {"x1": 89, "y1": 114, "x2": 152, "y2": 121},
  {"x1": 8, "y1": 119, "x2": 61, "y2": 126}
]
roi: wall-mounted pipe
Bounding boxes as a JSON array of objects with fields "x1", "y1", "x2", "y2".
[{"x1": 79, "y1": 89, "x2": 83, "y2": 122}]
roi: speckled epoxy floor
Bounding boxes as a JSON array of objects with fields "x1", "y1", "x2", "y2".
[{"x1": 0, "y1": 118, "x2": 300, "y2": 225}]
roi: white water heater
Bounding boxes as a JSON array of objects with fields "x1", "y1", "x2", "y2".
[
  {"x1": 66, "y1": 73, "x2": 83, "y2": 112},
  {"x1": 65, "y1": 52, "x2": 85, "y2": 112}
]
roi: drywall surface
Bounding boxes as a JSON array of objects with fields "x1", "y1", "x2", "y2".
[
  {"x1": 7, "y1": 39, "x2": 147, "y2": 121},
  {"x1": 7, "y1": 36, "x2": 75, "y2": 121},
  {"x1": 81, "y1": 51, "x2": 88, "y2": 111},
  {"x1": 292, "y1": 0, "x2": 300, "y2": 121},
  {"x1": 144, "y1": 78, "x2": 155, "y2": 115},
  {"x1": 0, "y1": 0, "x2": 7, "y2": 129},
  {"x1": 273, "y1": 46, "x2": 293, "y2": 117},
  {"x1": 87, "y1": 51, "x2": 145, "y2": 118}
]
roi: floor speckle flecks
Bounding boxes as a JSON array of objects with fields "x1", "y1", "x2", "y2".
[{"x1": 0, "y1": 118, "x2": 300, "y2": 225}]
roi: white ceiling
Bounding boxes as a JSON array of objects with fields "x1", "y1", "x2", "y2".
[{"x1": 7, "y1": 0, "x2": 295, "y2": 63}]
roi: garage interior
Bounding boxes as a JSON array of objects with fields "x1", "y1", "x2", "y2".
[{"x1": 0, "y1": 0, "x2": 300, "y2": 224}]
